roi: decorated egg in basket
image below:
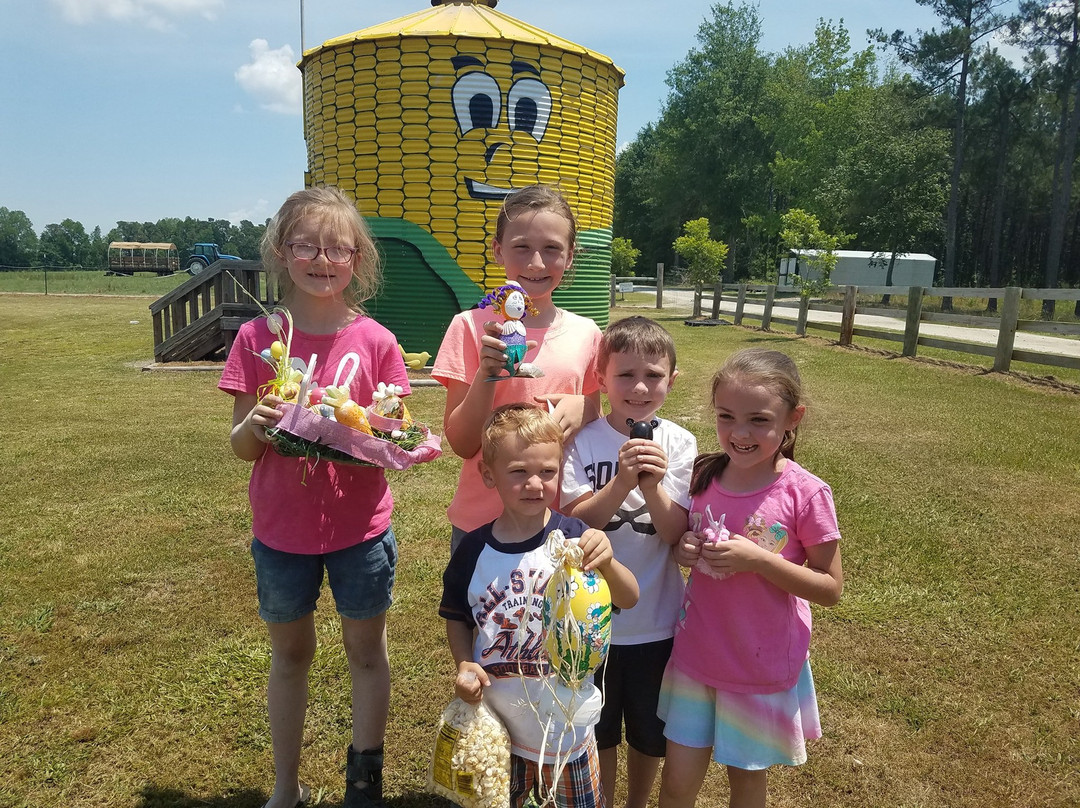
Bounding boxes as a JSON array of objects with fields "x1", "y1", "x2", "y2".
[{"x1": 542, "y1": 565, "x2": 612, "y2": 687}]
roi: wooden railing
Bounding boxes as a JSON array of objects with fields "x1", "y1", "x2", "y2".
[
  {"x1": 148, "y1": 260, "x2": 275, "y2": 363},
  {"x1": 610, "y1": 275, "x2": 1080, "y2": 372},
  {"x1": 712, "y1": 284, "x2": 1080, "y2": 373}
]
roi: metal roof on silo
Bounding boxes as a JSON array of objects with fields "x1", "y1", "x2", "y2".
[{"x1": 302, "y1": 1, "x2": 624, "y2": 85}]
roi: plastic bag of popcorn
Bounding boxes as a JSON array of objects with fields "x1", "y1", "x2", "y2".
[{"x1": 428, "y1": 695, "x2": 511, "y2": 808}]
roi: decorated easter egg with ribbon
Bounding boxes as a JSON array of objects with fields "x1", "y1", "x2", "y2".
[{"x1": 542, "y1": 558, "x2": 612, "y2": 688}]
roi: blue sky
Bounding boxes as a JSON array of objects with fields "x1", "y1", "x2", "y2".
[{"x1": 0, "y1": 0, "x2": 952, "y2": 236}]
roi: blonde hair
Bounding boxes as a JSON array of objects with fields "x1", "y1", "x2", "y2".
[
  {"x1": 481, "y1": 403, "x2": 564, "y2": 469},
  {"x1": 260, "y1": 186, "x2": 382, "y2": 311},
  {"x1": 599, "y1": 316, "x2": 677, "y2": 374},
  {"x1": 690, "y1": 349, "x2": 805, "y2": 496}
]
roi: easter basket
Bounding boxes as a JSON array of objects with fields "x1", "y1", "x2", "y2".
[
  {"x1": 250, "y1": 306, "x2": 441, "y2": 470},
  {"x1": 267, "y1": 402, "x2": 442, "y2": 470}
]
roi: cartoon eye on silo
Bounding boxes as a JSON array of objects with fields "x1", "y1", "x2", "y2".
[
  {"x1": 452, "y1": 72, "x2": 501, "y2": 134},
  {"x1": 507, "y1": 78, "x2": 552, "y2": 142}
]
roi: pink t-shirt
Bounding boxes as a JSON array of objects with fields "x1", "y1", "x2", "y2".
[
  {"x1": 219, "y1": 314, "x2": 410, "y2": 554},
  {"x1": 671, "y1": 459, "x2": 841, "y2": 694},
  {"x1": 432, "y1": 306, "x2": 601, "y2": 532}
]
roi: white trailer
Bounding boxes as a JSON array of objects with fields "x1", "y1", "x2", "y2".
[{"x1": 778, "y1": 249, "x2": 937, "y2": 288}]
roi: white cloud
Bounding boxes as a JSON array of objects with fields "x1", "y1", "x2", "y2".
[
  {"x1": 50, "y1": 0, "x2": 223, "y2": 30},
  {"x1": 235, "y1": 39, "x2": 303, "y2": 116}
]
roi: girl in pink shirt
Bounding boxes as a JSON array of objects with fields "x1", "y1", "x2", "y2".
[
  {"x1": 432, "y1": 185, "x2": 602, "y2": 544},
  {"x1": 220, "y1": 187, "x2": 408, "y2": 808},
  {"x1": 657, "y1": 349, "x2": 844, "y2": 808}
]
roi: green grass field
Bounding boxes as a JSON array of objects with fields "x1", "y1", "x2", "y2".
[
  {"x1": 1, "y1": 293, "x2": 1077, "y2": 808},
  {"x1": 0, "y1": 269, "x2": 191, "y2": 296}
]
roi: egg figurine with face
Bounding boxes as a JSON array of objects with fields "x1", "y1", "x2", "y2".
[{"x1": 478, "y1": 281, "x2": 544, "y2": 380}]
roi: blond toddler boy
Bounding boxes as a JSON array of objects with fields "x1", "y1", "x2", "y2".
[{"x1": 441, "y1": 404, "x2": 639, "y2": 808}]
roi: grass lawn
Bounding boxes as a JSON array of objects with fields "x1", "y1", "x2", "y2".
[
  {"x1": 0, "y1": 269, "x2": 191, "y2": 296},
  {"x1": 1, "y1": 294, "x2": 1078, "y2": 808}
]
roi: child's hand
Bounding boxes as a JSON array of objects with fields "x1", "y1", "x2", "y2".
[
  {"x1": 619, "y1": 439, "x2": 668, "y2": 492},
  {"x1": 610, "y1": 438, "x2": 644, "y2": 492},
  {"x1": 247, "y1": 394, "x2": 285, "y2": 442},
  {"x1": 700, "y1": 532, "x2": 768, "y2": 575},
  {"x1": 454, "y1": 662, "x2": 489, "y2": 705},
  {"x1": 479, "y1": 320, "x2": 535, "y2": 378},
  {"x1": 674, "y1": 531, "x2": 703, "y2": 567},
  {"x1": 577, "y1": 528, "x2": 614, "y2": 573},
  {"x1": 537, "y1": 393, "x2": 591, "y2": 441},
  {"x1": 478, "y1": 321, "x2": 509, "y2": 378}
]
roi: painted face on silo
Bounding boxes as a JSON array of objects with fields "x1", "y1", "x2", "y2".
[
  {"x1": 450, "y1": 54, "x2": 552, "y2": 201},
  {"x1": 421, "y1": 40, "x2": 582, "y2": 287},
  {"x1": 303, "y1": 27, "x2": 619, "y2": 299}
]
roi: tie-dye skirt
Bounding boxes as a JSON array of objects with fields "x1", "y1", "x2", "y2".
[{"x1": 656, "y1": 659, "x2": 821, "y2": 770}]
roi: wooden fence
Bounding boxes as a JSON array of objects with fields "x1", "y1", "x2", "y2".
[{"x1": 611, "y1": 275, "x2": 1080, "y2": 374}]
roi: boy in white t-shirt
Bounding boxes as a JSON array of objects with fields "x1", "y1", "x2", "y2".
[{"x1": 560, "y1": 316, "x2": 697, "y2": 808}]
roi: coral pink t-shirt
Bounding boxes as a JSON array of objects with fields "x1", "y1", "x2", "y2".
[
  {"x1": 672, "y1": 460, "x2": 841, "y2": 694},
  {"x1": 219, "y1": 314, "x2": 410, "y2": 554},
  {"x1": 432, "y1": 307, "x2": 601, "y2": 532}
]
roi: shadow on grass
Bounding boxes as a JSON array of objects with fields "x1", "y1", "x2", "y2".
[
  {"x1": 135, "y1": 786, "x2": 457, "y2": 808},
  {"x1": 387, "y1": 792, "x2": 457, "y2": 808},
  {"x1": 136, "y1": 786, "x2": 267, "y2": 808}
]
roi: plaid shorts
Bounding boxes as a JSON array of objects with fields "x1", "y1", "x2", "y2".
[{"x1": 510, "y1": 741, "x2": 604, "y2": 808}]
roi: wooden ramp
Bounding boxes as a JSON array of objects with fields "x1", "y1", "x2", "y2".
[{"x1": 149, "y1": 261, "x2": 277, "y2": 363}]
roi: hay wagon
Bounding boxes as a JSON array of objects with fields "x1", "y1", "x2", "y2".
[{"x1": 107, "y1": 242, "x2": 180, "y2": 276}]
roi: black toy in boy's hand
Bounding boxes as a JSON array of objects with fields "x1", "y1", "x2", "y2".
[{"x1": 627, "y1": 419, "x2": 659, "y2": 440}]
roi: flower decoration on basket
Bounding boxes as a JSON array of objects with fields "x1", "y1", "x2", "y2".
[
  {"x1": 254, "y1": 307, "x2": 441, "y2": 470},
  {"x1": 478, "y1": 281, "x2": 544, "y2": 381}
]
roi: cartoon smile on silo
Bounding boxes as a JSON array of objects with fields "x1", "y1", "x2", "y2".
[
  {"x1": 466, "y1": 178, "x2": 514, "y2": 200},
  {"x1": 451, "y1": 55, "x2": 552, "y2": 201}
]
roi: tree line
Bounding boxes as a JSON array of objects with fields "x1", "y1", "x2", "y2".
[
  {"x1": 6, "y1": 0, "x2": 1078, "y2": 317},
  {"x1": 0, "y1": 209, "x2": 266, "y2": 270},
  {"x1": 613, "y1": 0, "x2": 1080, "y2": 315}
]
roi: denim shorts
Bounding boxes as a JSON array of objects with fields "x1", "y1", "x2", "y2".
[{"x1": 251, "y1": 527, "x2": 397, "y2": 623}]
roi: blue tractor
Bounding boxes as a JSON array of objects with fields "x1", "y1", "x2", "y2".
[{"x1": 186, "y1": 242, "x2": 241, "y2": 275}]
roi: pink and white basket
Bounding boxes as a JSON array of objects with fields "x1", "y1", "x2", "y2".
[{"x1": 271, "y1": 402, "x2": 442, "y2": 470}]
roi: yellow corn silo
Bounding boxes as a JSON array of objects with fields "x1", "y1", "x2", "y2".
[{"x1": 299, "y1": 0, "x2": 624, "y2": 354}]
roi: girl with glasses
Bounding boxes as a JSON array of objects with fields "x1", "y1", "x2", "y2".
[{"x1": 219, "y1": 186, "x2": 409, "y2": 808}]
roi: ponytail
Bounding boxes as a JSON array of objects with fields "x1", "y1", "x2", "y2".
[
  {"x1": 689, "y1": 452, "x2": 729, "y2": 496},
  {"x1": 781, "y1": 427, "x2": 797, "y2": 461}
]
